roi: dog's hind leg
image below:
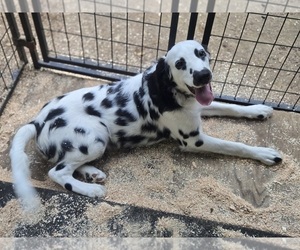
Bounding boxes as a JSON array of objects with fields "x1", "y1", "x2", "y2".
[
  {"x1": 49, "y1": 161, "x2": 106, "y2": 197},
  {"x1": 201, "y1": 101, "x2": 273, "y2": 119},
  {"x1": 48, "y1": 133, "x2": 108, "y2": 197}
]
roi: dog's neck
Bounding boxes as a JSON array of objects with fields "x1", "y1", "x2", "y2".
[{"x1": 143, "y1": 64, "x2": 194, "y2": 114}]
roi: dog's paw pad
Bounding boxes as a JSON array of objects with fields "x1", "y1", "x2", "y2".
[
  {"x1": 274, "y1": 157, "x2": 282, "y2": 164},
  {"x1": 77, "y1": 165, "x2": 107, "y2": 183},
  {"x1": 87, "y1": 173, "x2": 106, "y2": 183}
]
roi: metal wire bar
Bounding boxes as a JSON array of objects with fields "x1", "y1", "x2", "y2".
[
  {"x1": 32, "y1": 13, "x2": 49, "y2": 62},
  {"x1": 18, "y1": 13, "x2": 40, "y2": 69},
  {"x1": 46, "y1": 13, "x2": 57, "y2": 58},
  {"x1": 78, "y1": 13, "x2": 86, "y2": 63},
  {"x1": 139, "y1": 13, "x2": 146, "y2": 72},
  {"x1": 168, "y1": 13, "x2": 179, "y2": 50}
]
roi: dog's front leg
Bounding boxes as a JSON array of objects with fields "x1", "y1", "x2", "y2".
[
  {"x1": 181, "y1": 133, "x2": 282, "y2": 166},
  {"x1": 201, "y1": 101, "x2": 273, "y2": 119}
]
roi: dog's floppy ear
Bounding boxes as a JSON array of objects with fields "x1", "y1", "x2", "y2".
[
  {"x1": 156, "y1": 57, "x2": 172, "y2": 81},
  {"x1": 147, "y1": 56, "x2": 180, "y2": 113}
]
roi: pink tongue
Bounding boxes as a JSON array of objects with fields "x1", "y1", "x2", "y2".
[{"x1": 195, "y1": 83, "x2": 214, "y2": 106}]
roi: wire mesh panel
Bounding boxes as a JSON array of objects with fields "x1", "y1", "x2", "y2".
[
  {"x1": 208, "y1": 13, "x2": 299, "y2": 112},
  {"x1": 1, "y1": 0, "x2": 300, "y2": 12},
  {"x1": 42, "y1": 13, "x2": 172, "y2": 74},
  {"x1": 0, "y1": 13, "x2": 27, "y2": 116},
  {"x1": 31, "y1": 13, "x2": 208, "y2": 80},
  {"x1": 13, "y1": 12, "x2": 300, "y2": 112}
]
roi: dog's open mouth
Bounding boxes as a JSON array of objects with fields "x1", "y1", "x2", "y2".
[{"x1": 187, "y1": 83, "x2": 214, "y2": 106}]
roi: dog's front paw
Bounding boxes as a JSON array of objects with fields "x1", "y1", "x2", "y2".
[
  {"x1": 85, "y1": 184, "x2": 107, "y2": 198},
  {"x1": 254, "y1": 147, "x2": 282, "y2": 165},
  {"x1": 245, "y1": 104, "x2": 273, "y2": 119}
]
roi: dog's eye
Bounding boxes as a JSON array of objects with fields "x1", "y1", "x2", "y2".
[
  {"x1": 194, "y1": 49, "x2": 206, "y2": 59},
  {"x1": 175, "y1": 58, "x2": 186, "y2": 70}
]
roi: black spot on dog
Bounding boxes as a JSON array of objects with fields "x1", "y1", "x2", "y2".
[
  {"x1": 107, "y1": 82, "x2": 123, "y2": 95},
  {"x1": 57, "y1": 95, "x2": 66, "y2": 100},
  {"x1": 156, "y1": 127, "x2": 171, "y2": 140},
  {"x1": 114, "y1": 109, "x2": 137, "y2": 126},
  {"x1": 41, "y1": 101, "x2": 50, "y2": 110},
  {"x1": 101, "y1": 98, "x2": 113, "y2": 109},
  {"x1": 45, "y1": 107, "x2": 65, "y2": 122},
  {"x1": 30, "y1": 121, "x2": 43, "y2": 137},
  {"x1": 175, "y1": 58, "x2": 187, "y2": 70},
  {"x1": 65, "y1": 183, "x2": 72, "y2": 191},
  {"x1": 189, "y1": 130, "x2": 199, "y2": 137},
  {"x1": 114, "y1": 117, "x2": 128, "y2": 126},
  {"x1": 190, "y1": 68, "x2": 193, "y2": 74},
  {"x1": 46, "y1": 144, "x2": 57, "y2": 159},
  {"x1": 85, "y1": 106, "x2": 101, "y2": 118},
  {"x1": 257, "y1": 114, "x2": 264, "y2": 119},
  {"x1": 195, "y1": 140, "x2": 204, "y2": 147},
  {"x1": 177, "y1": 139, "x2": 183, "y2": 146},
  {"x1": 79, "y1": 145, "x2": 88, "y2": 155},
  {"x1": 95, "y1": 137, "x2": 105, "y2": 145},
  {"x1": 141, "y1": 122, "x2": 158, "y2": 133},
  {"x1": 55, "y1": 163, "x2": 66, "y2": 171},
  {"x1": 58, "y1": 151, "x2": 65, "y2": 162},
  {"x1": 115, "y1": 130, "x2": 146, "y2": 147},
  {"x1": 74, "y1": 127, "x2": 86, "y2": 134},
  {"x1": 82, "y1": 92, "x2": 95, "y2": 102},
  {"x1": 126, "y1": 135, "x2": 146, "y2": 145},
  {"x1": 183, "y1": 141, "x2": 187, "y2": 146},
  {"x1": 100, "y1": 122, "x2": 107, "y2": 128},
  {"x1": 134, "y1": 91, "x2": 147, "y2": 118},
  {"x1": 116, "y1": 92, "x2": 130, "y2": 107},
  {"x1": 114, "y1": 82, "x2": 123, "y2": 92},
  {"x1": 179, "y1": 129, "x2": 189, "y2": 139},
  {"x1": 107, "y1": 87, "x2": 114, "y2": 95},
  {"x1": 162, "y1": 128, "x2": 171, "y2": 138},
  {"x1": 115, "y1": 109, "x2": 136, "y2": 122},
  {"x1": 139, "y1": 86, "x2": 145, "y2": 97},
  {"x1": 61, "y1": 140, "x2": 74, "y2": 152},
  {"x1": 115, "y1": 130, "x2": 126, "y2": 138},
  {"x1": 194, "y1": 48, "x2": 206, "y2": 60},
  {"x1": 149, "y1": 108, "x2": 160, "y2": 120},
  {"x1": 49, "y1": 118, "x2": 67, "y2": 131}
]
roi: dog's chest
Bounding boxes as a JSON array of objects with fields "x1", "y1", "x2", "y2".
[{"x1": 102, "y1": 88, "x2": 168, "y2": 148}]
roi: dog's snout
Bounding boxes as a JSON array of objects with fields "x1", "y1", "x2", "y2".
[{"x1": 193, "y1": 69, "x2": 212, "y2": 86}]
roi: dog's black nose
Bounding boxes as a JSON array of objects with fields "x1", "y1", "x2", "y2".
[{"x1": 193, "y1": 69, "x2": 212, "y2": 86}]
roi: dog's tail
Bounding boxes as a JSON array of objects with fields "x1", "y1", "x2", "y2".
[{"x1": 10, "y1": 123, "x2": 41, "y2": 211}]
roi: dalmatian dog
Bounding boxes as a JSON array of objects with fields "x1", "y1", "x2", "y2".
[{"x1": 10, "y1": 40, "x2": 282, "y2": 210}]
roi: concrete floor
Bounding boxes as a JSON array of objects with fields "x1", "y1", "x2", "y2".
[{"x1": 0, "y1": 67, "x2": 299, "y2": 242}]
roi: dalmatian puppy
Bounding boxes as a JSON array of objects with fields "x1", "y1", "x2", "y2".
[{"x1": 10, "y1": 40, "x2": 282, "y2": 210}]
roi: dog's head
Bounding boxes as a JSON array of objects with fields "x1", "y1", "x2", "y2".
[{"x1": 158, "y1": 40, "x2": 214, "y2": 106}]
